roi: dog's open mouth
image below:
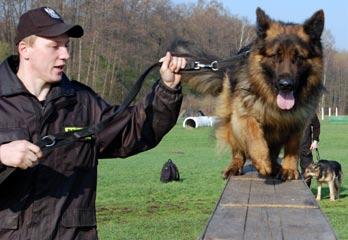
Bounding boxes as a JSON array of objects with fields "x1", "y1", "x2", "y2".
[{"x1": 277, "y1": 90, "x2": 295, "y2": 110}]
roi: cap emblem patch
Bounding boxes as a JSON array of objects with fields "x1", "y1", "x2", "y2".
[{"x1": 44, "y1": 7, "x2": 61, "y2": 19}]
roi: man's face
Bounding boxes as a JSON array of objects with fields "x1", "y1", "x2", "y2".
[{"x1": 26, "y1": 34, "x2": 70, "y2": 83}]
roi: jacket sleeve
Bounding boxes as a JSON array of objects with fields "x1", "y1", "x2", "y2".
[
  {"x1": 311, "y1": 114, "x2": 320, "y2": 142},
  {"x1": 95, "y1": 80, "x2": 183, "y2": 158}
]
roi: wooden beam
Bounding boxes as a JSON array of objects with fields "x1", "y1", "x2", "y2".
[{"x1": 200, "y1": 170, "x2": 337, "y2": 240}]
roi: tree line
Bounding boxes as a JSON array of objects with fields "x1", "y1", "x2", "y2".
[{"x1": 0, "y1": 0, "x2": 347, "y2": 114}]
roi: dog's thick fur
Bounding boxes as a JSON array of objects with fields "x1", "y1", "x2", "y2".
[
  {"x1": 172, "y1": 8, "x2": 325, "y2": 180},
  {"x1": 304, "y1": 160, "x2": 343, "y2": 201}
]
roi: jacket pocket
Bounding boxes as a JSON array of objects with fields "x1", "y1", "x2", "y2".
[
  {"x1": 0, "y1": 127, "x2": 30, "y2": 145},
  {"x1": 0, "y1": 210, "x2": 19, "y2": 230},
  {"x1": 61, "y1": 208, "x2": 96, "y2": 228}
]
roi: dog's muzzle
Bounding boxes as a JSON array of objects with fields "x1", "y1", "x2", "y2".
[
  {"x1": 278, "y1": 78, "x2": 294, "y2": 91},
  {"x1": 276, "y1": 78, "x2": 295, "y2": 110}
]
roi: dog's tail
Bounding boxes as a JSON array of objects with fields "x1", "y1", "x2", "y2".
[
  {"x1": 168, "y1": 39, "x2": 230, "y2": 96},
  {"x1": 338, "y1": 169, "x2": 343, "y2": 183},
  {"x1": 335, "y1": 162, "x2": 343, "y2": 183}
]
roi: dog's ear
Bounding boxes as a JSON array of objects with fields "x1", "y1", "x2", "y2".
[
  {"x1": 313, "y1": 163, "x2": 321, "y2": 171},
  {"x1": 256, "y1": 7, "x2": 271, "y2": 39},
  {"x1": 303, "y1": 10, "x2": 324, "y2": 41}
]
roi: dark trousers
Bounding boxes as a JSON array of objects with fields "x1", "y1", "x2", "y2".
[{"x1": 300, "y1": 153, "x2": 314, "y2": 187}]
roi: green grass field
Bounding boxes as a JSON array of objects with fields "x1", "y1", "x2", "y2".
[{"x1": 96, "y1": 120, "x2": 348, "y2": 240}]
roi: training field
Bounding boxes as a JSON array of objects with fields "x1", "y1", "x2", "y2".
[{"x1": 96, "y1": 119, "x2": 348, "y2": 240}]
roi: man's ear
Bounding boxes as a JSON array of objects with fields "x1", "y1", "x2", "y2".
[{"x1": 17, "y1": 41, "x2": 30, "y2": 60}]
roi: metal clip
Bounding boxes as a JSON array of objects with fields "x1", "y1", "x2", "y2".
[
  {"x1": 41, "y1": 135, "x2": 56, "y2": 148},
  {"x1": 210, "y1": 60, "x2": 218, "y2": 71},
  {"x1": 193, "y1": 60, "x2": 219, "y2": 71}
]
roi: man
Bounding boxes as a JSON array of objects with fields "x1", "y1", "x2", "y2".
[
  {"x1": 0, "y1": 7, "x2": 186, "y2": 239},
  {"x1": 299, "y1": 114, "x2": 321, "y2": 187}
]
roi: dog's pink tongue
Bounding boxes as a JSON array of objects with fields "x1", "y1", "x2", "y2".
[{"x1": 277, "y1": 91, "x2": 295, "y2": 110}]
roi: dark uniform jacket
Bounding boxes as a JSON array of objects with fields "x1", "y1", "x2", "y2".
[{"x1": 0, "y1": 56, "x2": 182, "y2": 239}]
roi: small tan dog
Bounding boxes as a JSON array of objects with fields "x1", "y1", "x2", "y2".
[{"x1": 303, "y1": 160, "x2": 343, "y2": 201}]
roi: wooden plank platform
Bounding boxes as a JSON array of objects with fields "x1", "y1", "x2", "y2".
[{"x1": 200, "y1": 169, "x2": 337, "y2": 240}]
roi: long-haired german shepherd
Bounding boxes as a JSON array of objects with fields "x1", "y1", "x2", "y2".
[{"x1": 173, "y1": 8, "x2": 325, "y2": 180}]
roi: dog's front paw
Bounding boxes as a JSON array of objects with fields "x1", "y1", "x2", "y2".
[
  {"x1": 254, "y1": 162, "x2": 272, "y2": 177},
  {"x1": 222, "y1": 167, "x2": 242, "y2": 179},
  {"x1": 277, "y1": 167, "x2": 299, "y2": 181},
  {"x1": 316, "y1": 196, "x2": 321, "y2": 201}
]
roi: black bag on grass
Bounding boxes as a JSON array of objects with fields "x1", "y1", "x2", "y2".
[{"x1": 160, "y1": 159, "x2": 180, "y2": 183}]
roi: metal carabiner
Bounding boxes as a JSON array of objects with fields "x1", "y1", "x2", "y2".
[
  {"x1": 193, "y1": 61, "x2": 219, "y2": 71},
  {"x1": 193, "y1": 61, "x2": 204, "y2": 70},
  {"x1": 41, "y1": 135, "x2": 56, "y2": 148},
  {"x1": 210, "y1": 60, "x2": 218, "y2": 71}
]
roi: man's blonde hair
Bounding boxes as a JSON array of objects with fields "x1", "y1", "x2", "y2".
[
  {"x1": 17, "y1": 35, "x2": 37, "y2": 56},
  {"x1": 20, "y1": 35, "x2": 37, "y2": 46}
]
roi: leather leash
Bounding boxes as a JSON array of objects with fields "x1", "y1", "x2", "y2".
[{"x1": 315, "y1": 148, "x2": 321, "y2": 161}]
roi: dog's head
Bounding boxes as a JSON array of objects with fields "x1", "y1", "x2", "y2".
[
  {"x1": 303, "y1": 162, "x2": 321, "y2": 180},
  {"x1": 251, "y1": 8, "x2": 324, "y2": 111}
]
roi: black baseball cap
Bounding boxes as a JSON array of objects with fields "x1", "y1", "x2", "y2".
[{"x1": 15, "y1": 7, "x2": 84, "y2": 44}]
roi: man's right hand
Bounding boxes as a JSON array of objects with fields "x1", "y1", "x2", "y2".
[{"x1": 0, "y1": 140, "x2": 42, "y2": 169}]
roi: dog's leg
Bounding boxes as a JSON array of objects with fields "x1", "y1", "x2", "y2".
[
  {"x1": 280, "y1": 133, "x2": 301, "y2": 180},
  {"x1": 219, "y1": 117, "x2": 247, "y2": 179},
  {"x1": 334, "y1": 179, "x2": 339, "y2": 199},
  {"x1": 328, "y1": 180, "x2": 336, "y2": 201},
  {"x1": 269, "y1": 145, "x2": 282, "y2": 177},
  {"x1": 223, "y1": 151, "x2": 246, "y2": 179},
  {"x1": 316, "y1": 182, "x2": 322, "y2": 200},
  {"x1": 338, "y1": 172, "x2": 342, "y2": 199},
  {"x1": 243, "y1": 117, "x2": 272, "y2": 176}
]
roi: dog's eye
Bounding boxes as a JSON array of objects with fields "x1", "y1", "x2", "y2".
[
  {"x1": 294, "y1": 53, "x2": 306, "y2": 64},
  {"x1": 268, "y1": 52, "x2": 282, "y2": 62},
  {"x1": 296, "y1": 56, "x2": 304, "y2": 63}
]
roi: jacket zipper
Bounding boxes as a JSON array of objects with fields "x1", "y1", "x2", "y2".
[
  {"x1": 39, "y1": 97, "x2": 78, "y2": 136},
  {"x1": 29, "y1": 95, "x2": 77, "y2": 143},
  {"x1": 26, "y1": 95, "x2": 46, "y2": 144}
]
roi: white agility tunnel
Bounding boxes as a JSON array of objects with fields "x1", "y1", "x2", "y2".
[{"x1": 183, "y1": 116, "x2": 218, "y2": 128}]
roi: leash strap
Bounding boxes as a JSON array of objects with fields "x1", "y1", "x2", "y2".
[
  {"x1": 37, "y1": 61, "x2": 162, "y2": 151},
  {"x1": 181, "y1": 49, "x2": 250, "y2": 72},
  {"x1": 0, "y1": 166, "x2": 15, "y2": 185},
  {"x1": 315, "y1": 148, "x2": 320, "y2": 161}
]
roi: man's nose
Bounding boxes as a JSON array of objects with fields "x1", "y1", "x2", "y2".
[{"x1": 60, "y1": 46, "x2": 70, "y2": 60}]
